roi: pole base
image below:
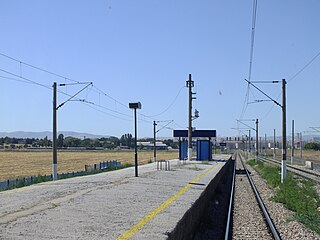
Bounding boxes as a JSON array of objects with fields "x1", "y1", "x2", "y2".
[
  {"x1": 188, "y1": 148, "x2": 193, "y2": 161},
  {"x1": 52, "y1": 163, "x2": 58, "y2": 181},
  {"x1": 281, "y1": 160, "x2": 286, "y2": 183}
]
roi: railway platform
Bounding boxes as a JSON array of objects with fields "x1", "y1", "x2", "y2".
[{"x1": 0, "y1": 155, "x2": 231, "y2": 240}]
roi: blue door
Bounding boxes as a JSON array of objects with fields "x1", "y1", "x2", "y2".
[
  {"x1": 197, "y1": 140, "x2": 212, "y2": 160},
  {"x1": 180, "y1": 140, "x2": 188, "y2": 160}
]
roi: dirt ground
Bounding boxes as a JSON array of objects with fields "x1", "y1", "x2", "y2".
[{"x1": 0, "y1": 150, "x2": 178, "y2": 181}]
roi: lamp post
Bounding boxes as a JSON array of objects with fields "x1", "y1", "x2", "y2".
[{"x1": 129, "y1": 102, "x2": 142, "y2": 177}]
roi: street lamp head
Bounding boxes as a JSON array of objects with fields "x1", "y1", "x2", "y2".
[{"x1": 129, "y1": 102, "x2": 142, "y2": 109}]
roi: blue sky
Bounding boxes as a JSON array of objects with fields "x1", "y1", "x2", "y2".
[{"x1": 0, "y1": 0, "x2": 319, "y2": 138}]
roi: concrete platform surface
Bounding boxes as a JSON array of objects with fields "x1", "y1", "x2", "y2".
[{"x1": 0, "y1": 155, "x2": 230, "y2": 240}]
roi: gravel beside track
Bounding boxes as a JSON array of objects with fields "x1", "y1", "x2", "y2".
[
  {"x1": 232, "y1": 153, "x2": 273, "y2": 239},
  {"x1": 246, "y1": 157, "x2": 320, "y2": 240}
]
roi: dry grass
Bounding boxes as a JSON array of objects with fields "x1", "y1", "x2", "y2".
[
  {"x1": 265, "y1": 149, "x2": 320, "y2": 163},
  {"x1": 0, "y1": 150, "x2": 178, "y2": 182}
]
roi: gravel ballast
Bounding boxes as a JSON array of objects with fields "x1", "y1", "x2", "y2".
[{"x1": 246, "y1": 160, "x2": 320, "y2": 240}]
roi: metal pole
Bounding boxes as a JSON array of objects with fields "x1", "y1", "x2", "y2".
[
  {"x1": 52, "y1": 82, "x2": 58, "y2": 181},
  {"x1": 291, "y1": 120, "x2": 294, "y2": 165},
  {"x1": 256, "y1": 119, "x2": 259, "y2": 162},
  {"x1": 249, "y1": 130, "x2": 251, "y2": 154},
  {"x1": 187, "y1": 74, "x2": 193, "y2": 161},
  {"x1": 281, "y1": 79, "x2": 287, "y2": 183},
  {"x1": 134, "y1": 108, "x2": 138, "y2": 177},
  {"x1": 260, "y1": 137, "x2": 262, "y2": 153},
  {"x1": 153, "y1": 121, "x2": 157, "y2": 162},
  {"x1": 265, "y1": 133, "x2": 267, "y2": 156},
  {"x1": 273, "y1": 129, "x2": 276, "y2": 159},
  {"x1": 300, "y1": 132, "x2": 303, "y2": 160}
]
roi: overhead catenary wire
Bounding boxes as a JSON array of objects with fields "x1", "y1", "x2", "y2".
[
  {"x1": 288, "y1": 50, "x2": 320, "y2": 82},
  {"x1": 240, "y1": 0, "x2": 258, "y2": 119},
  {"x1": 141, "y1": 86, "x2": 186, "y2": 118},
  {"x1": 57, "y1": 82, "x2": 93, "y2": 109},
  {"x1": 0, "y1": 75, "x2": 33, "y2": 85},
  {"x1": 0, "y1": 52, "x2": 185, "y2": 131},
  {"x1": 0, "y1": 52, "x2": 162, "y2": 125},
  {"x1": 0, "y1": 67, "x2": 135, "y2": 122},
  {"x1": 0, "y1": 52, "x2": 81, "y2": 84},
  {"x1": 262, "y1": 50, "x2": 320, "y2": 120},
  {"x1": 0, "y1": 51, "x2": 131, "y2": 113},
  {"x1": 0, "y1": 67, "x2": 52, "y2": 90}
]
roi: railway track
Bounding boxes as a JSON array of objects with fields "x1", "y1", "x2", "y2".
[
  {"x1": 225, "y1": 152, "x2": 281, "y2": 240},
  {"x1": 258, "y1": 156, "x2": 320, "y2": 184}
]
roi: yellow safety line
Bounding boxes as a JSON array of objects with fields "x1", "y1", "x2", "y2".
[{"x1": 117, "y1": 163, "x2": 219, "y2": 240}]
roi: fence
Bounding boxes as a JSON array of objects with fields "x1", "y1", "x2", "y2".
[{"x1": 0, "y1": 160, "x2": 121, "y2": 191}]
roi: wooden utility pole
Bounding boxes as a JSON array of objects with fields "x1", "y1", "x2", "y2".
[
  {"x1": 52, "y1": 82, "x2": 58, "y2": 181},
  {"x1": 281, "y1": 79, "x2": 287, "y2": 183}
]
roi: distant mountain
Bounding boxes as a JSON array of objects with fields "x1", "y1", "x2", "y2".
[{"x1": 0, "y1": 131, "x2": 110, "y2": 140}]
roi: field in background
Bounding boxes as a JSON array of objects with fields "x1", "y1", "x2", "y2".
[
  {"x1": 0, "y1": 150, "x2": 178, "y2": 182},
  {"x1": 264, "y1": 149, "x2": 320, "y2": 163}
]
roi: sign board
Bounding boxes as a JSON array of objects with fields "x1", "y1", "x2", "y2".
[
  {"x1": 219, "y1": 142, "x2": 227, "y2": 147},
  {"x1": 173, "y1": 130, "x2": 216, "y2": 138}
]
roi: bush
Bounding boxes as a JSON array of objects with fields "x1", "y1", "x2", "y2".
[{"x1": 303, "y1": 142, "x2": 320, "y2": 151}]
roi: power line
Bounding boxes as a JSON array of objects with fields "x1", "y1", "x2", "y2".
[
  {"x1": 0, "y1": 52, "x2": 81, "y2": 84},
  {"x1": 82, "y1": 101, "x2": 132, "y2": 122},
  {"x1": 262, "y1": 50, "x2": 320, "y2": 120},
  {"x1": 57, "y1": 82, "x2": 93, "y2": 109},
  {"x1": 0, "y1": 52, "x2": 139, "y2": 118},
  {"x1": 92, "y1": 85, "x2": 129, "y2": 110},
  {"x1": 0, "y1": 75, "x2": 32, "y2": 84},
  {"x1": 145, "y1": 86, "x2": 185, "y2": 118},
  {"x1": 0, "y1": 67, "x2": 52, "y2": 90},
  {"x1": 0, "y1": 67, "x2": 136, "y2": 122},
  {"x1": 240, "y1": 0, "x2": 258, "y2": 119},
  {"x1": 245, "y1": 79, "x2": 281, "y2": 107},
  {"x1": 288, "y1": 50, "x2": 320, "y2": 82},
  {"x1": 0, "y1": 52, "x2": 185, "y2": 130},
  {"x1": 0, "y1": 52, "x2": 132, "y2": 111}
]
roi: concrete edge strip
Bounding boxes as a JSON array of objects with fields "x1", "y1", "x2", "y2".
[
  {"x1": 116, "y1": 163, "x2": 220, "y2": 240},
  {"x1": 0, "y1": 169, "x2": 119, "y2": 195}
]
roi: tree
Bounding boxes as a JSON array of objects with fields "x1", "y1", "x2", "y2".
[
  {"x1": 163, "y1": 139, "x2": 179, "y2": 149},
  {"x1": 64, "y1": 137, "x2": 81, "y2": 147},
  {"x1": 57, "y1": 134, "x2": 64, "y2": 148},
  {"x1": 120, "y1": 133, "x2": 134, "y2": 148},
  {"x1": 44, "y1": 136, "x2": 49, "y2": 147}
]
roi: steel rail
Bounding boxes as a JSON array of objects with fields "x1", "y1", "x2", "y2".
[
  {"x1": 239, "y1": 153, "x2": 281, "y2": 240},
  {"x1": 258, "y1": 156, "x2": 320, "y2": 183}
]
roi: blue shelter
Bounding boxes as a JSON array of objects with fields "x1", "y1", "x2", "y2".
[{"x1": 173, "y1": 130, "x2": 216, "y2": 161}]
